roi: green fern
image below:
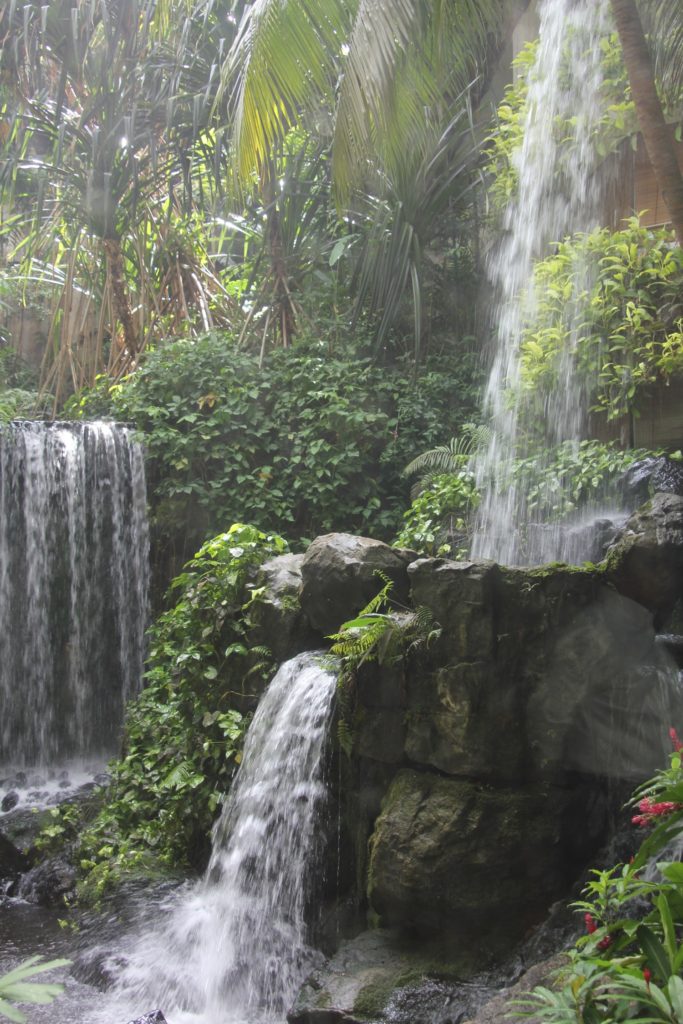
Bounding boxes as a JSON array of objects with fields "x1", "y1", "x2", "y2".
[{"x1": 403, "y1": 423, "x2": 490, "y2": 476}]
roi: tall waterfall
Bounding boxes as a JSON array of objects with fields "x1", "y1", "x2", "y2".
[
  {"x1": 0, "y1": 421, "x2": 149, "y2": 765},
  {"x1": 472, "y1": 0, "x2": 612, "y2": 565},
  {"x1": 103, "y1": 652, "x2": 337, "y2": 1024}
]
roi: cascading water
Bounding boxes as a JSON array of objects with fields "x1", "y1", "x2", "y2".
[
  {"x1": 0, "y1": 421, "x2": 149, "y2": 766},
  {"x1": 100, "y1": 651, "x2": 337, "y2": 1024},
  {"x1": 472, "y1": 0, "x2": 614, "y2": 566}
]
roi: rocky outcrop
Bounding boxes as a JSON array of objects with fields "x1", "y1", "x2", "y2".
[
  {"x1": 605, "y1": 493, "x2": 683, "y2": 622},
  {"x1": 247, "y1": 552, "x2": 316, "y2": 661},
  {"x1": 288, "y1": 929, "x2": 477, "y2": 1024},
  {"x1": 339, "y1": 553, "x2": 680, "y2": 946},
  {"x1": 620, "y1": 456, "x2": 683, "y2": 507},
  {"x1": 367, "y1": 771, "x2": 601, "y2": 946},
  {"x1": 300, "y1": 534, "x2": 416, "y2": 636}
]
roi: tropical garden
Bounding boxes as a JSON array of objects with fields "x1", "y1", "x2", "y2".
[{"x1": 2, "y1": 0, "x2": 683, "y2": 1021}]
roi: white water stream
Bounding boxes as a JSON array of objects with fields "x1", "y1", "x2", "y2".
[
  {"x1": 0, "y1": 421, "x2": 149, "y2": 766},
  {"x1": 98, "y1": 652, "x2": 337, "y2": 1024},
  {"x1": 472, "y1": 0, "x2": 613, "y2": 565}
]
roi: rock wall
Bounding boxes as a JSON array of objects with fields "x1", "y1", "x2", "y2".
[{"x1": 250, "y1": 515, "x2": 683, "y2": 957}]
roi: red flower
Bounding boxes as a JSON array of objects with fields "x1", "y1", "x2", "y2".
[
  {"x1": 597, "y1": 935, "x2": 613, "y2": 951},
  {"x1": 584, "y1": 912, "x2": 598, "y2": 934},
  {"x1": 643, "y1": 967, "x2": 652, "y2": 991},
  {"x1": 632, "y1": 796, "x2": 681, "y2": 827},
  {"x1": 670, "y1": 727, "x2": 683, "y2": 752}
]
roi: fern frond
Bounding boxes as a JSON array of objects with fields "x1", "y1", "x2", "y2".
[{"x1": 403, "y1": 423, "x2": 491, "y2": 480}]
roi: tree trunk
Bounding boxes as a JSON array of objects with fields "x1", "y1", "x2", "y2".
[
  {"x1": 610, "y1": 0, "x2": 683, "y2": 245},
  {"x1": 102, "y1": 236, "x2": 139, "y2": 357}
]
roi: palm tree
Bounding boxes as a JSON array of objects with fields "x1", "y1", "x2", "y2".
[
  {"x1": 609, "y1": 0, "x2": 683, "y2": 245},
  {"x1": 0, "y1": 0, "x2": 239, "y2": 401},
  {"x1": 216, "y1": 0, "x2": 502, "y2": 354},
  {"x1": 220, "y1": 0, "x2": 502, "y2": 203}
]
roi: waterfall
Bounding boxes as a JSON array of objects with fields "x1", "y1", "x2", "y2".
[
  {"x1": 472, "y1": 0, "x2": 613, "y2": 566},
  {"x1": 103, "y1": 652, "x2": 337, "y2": 1024},
  {"x1": 0, "y1": 421, "x2": 149, "y2": 766}
]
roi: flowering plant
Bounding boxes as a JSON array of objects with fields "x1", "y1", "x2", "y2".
[{"x1": 515, "y1": 730, "x2": 683, "y2": 1024}]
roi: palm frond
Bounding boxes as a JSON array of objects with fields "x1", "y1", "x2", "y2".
[{"x1": 403, "y1": 424, "x2": 491, "y2": 479}]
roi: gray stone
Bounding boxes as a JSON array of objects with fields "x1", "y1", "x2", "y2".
[
  {"x1": 288, "y1": 929, "x2": 471, "y2": 1024},
  {"x1": 367, "y1": 770, "x2": 607, "y2": 946},
  {"x1": 408, "y1": 559, "x2": 497, "y2": 661},
  {"x1": 605, "y1": 492, "x2": 683, "y2": 620},
  {"x1": 300, "y1": 534, "x2": 416, "y2": 637},
  {"x1": 0, "y1": 831, "x2": 29, "y2": 876},
  {"x1": 126, "y1": 1014, "x2": 168, "y2": 1024},
  {"x1": 247, "y1": 553, "x2": 316, "y2": 661}
]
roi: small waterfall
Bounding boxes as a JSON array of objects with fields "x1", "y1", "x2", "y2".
[
  {"x1": 104, "y1": 652, "x2": 337, "y2": 1024},
  {"x1": 472, "y1": 0, "x2": 612, "y2": 566},
  {"x1": 0, "y1": 421, "x2": 149, "y2": 765}
]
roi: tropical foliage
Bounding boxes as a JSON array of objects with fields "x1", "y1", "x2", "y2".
[
  {"x1": 0, "y1": 957, "x2": 70, "y2": 1024},
  {"x1": 70, "y1": 331, "x2": 480, "y2": 569},
  {"x1": 519, "y1": 221, "x2": 683, "y2": 420},
  {"x1": 516, "y1": 731, "x2": 683, "y2": 1024},
  {"x1": 396, "y1": 436, "x2": 652, "y2": 558}
]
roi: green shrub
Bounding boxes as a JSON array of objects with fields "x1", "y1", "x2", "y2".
[
  {"x1": 43, "y1": 524, "x2": 288, "y2": 900},
  {"x1": 395, "y1": 471, "x2": 478, "y2": 557},
  {"x1": 519, "y1": 221, "x2": 683, "y2": 420},
  {"x1": 69, "y1": 333, "x2": 480, "y2": 569}
]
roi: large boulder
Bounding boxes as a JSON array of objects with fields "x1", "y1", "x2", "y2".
[
  {"x1": 605, "y1": 493, "x2": 683, "y2": 621},
  {"x1": 359, "y1": 558, "x2": 674, "y2": 785},
  {"x1": 300, "y1": 534, "x2": 416, "y2": 636},
  {"x1": 288, "y1": 929, "x2": 477, "y2": 1024},
  {"x1": 366, "y1": 770, "x2": 604, "y2": 948},
  {"x1": 246, "y1": 553, "x2": 316, "y2": 662}
]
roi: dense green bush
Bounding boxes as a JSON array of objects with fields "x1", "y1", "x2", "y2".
[
  {"x1": 395, "y1": 472, "x2": 478, "y2": 557},
  {"x1": 70, "y1": 332, "x2": 480, "y2": 571},
  {"x1": 39, "y1": 524, "x2": 288, "y2": 899},
  {"x1": 519, "y1": 222, "x2": 683, "y2": 420}
]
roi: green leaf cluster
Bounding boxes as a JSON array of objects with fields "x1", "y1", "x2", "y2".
[
  {"x1": 519, "y1": 221, "x2": 683, "y2": 420},
  {"x1": 69, "y1": 332, "x2": 480, "y2": 567},
  {"x1": 516, "y1": 741, "x2": 683, "y2": 1024},
  {"x1": 395, "y1": 471, "x2": 479, "y2": 558},
  {"x1": 42, "y1": 523, "x2": 288, "y2": 900},
  {"x1": 509, "y1": 440, "x2": 651, "y2": 520},
  {"x1": 486, "y1": 34, "x2": 637, "y2": 215},
  {"x1": 395, "y1": 434, "x2": 647, "y2": 557},
  {"x1": 0, "y1": 957, "x2": 71, "y2": 1024}
]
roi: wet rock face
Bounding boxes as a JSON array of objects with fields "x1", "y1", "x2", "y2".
[
  {"x1": 300, "y1": 534, "x2": 416, "y2": 636},
  {"x1": 620, "y1": 456, "x2": 683, "y2": 507},
  {"x1": 16, "y1": 855, "x2": 77, "y2": 906},
  {"x1": 605, "y1": 492, "x2": 683, "y2": 622},
  {"x1": 342, "y1": 554, "x2": 680, "y2": 943},
  {"x1": 246, "y1": 552, "x2": 316, "y2": 662},
  {"x1": 366, "y1": 771, "x2": 602, "y2": 943},
  {"x1": 126, "y1": 1013, "x2": 168, "y2": 1024}
]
